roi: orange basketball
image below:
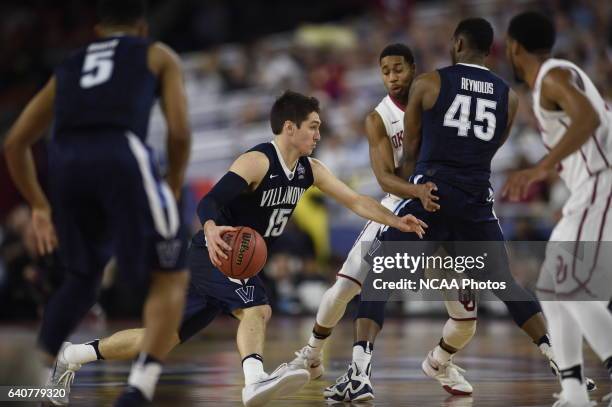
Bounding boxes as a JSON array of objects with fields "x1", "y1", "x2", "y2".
[{"x1": 218, "y1": 227, "x2": 267, "y2": 279}]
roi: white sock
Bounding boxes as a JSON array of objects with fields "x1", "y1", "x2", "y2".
[
  {"x1": 307, "y1": 334, "x2": 326, "y2": 356},
  {"x1": 432, "y1": 345, "x2": 452, "y2": 365},
  {"x1": 127, "y1": 353, "x2": 162, "y2": 401},
  {"x1": 64, "y1": 343, "x2": 98, "y2": 365},
  {"x1": 352, "y1": 342, "x2": 372, "y2": 373},
  {"x1": 242, "y1": 355, "x2": 265, "y2": 385},
  {"x1": 564, "y1": 301, "x2": 612, "y2": 361},
  {"x1": 562, "y1": 377, "x2": 588, "y2": 404},
  {"x1": 541, "y1": 301, "x2": 588, "y2": 404}
]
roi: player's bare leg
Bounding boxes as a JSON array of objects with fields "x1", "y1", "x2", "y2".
[
  {"x1": 235, "y1": 305, "x2": 309, "y2": 407},
  {"x1": 114, "y1": 270, "x2": 189, "y2": 405},
  {"x1": 289, "y1": 276, "x2": 361, "y2": 378}
]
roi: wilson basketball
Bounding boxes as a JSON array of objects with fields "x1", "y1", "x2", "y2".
[{"x1": 218, "y1": 227, "x2": 267, "y2": 279}]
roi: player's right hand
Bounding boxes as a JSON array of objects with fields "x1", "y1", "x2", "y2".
[
  {"x1": 415, "y1": 182, "x2": 440, "y2": 212},
  {"x1": 395, "y1": 214, "x2": 428, "y2": 238},
  {"x1": 31, "y1": 206, "x2": 58, "y2": 255},
  {"x1": 203, "y1": 220, "x2": 238, "y2": 267}
]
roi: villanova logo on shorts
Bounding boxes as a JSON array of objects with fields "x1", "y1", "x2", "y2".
[
  {"x1": 155, "y1": 239, "x2": 182, "y2": 268},
  {"x1": 235, "y1": 285, "x2": 255, "y2": 303}
]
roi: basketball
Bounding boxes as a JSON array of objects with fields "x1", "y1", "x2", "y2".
[{"x1": 218, "y1": 226, "x2": 267, "y2": 279}]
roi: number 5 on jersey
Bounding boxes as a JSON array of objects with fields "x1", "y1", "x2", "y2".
[
  {"x1": 264, "y1": 208, "x2": 291, "y2": 237},
  {"x1": 444, "y1": 94, "x2": 497, "y2": 141},
  {"x1": 80, "y1": 40, "x2": 117, "y2": 88}
]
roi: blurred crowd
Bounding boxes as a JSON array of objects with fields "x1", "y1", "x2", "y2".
[{"x1": 1, "y1": 0, "x2": 611, "y2": 320}]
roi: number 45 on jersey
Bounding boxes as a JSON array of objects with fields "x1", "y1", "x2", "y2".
[{"x1": 444, "y1": 94, "x2": 497, "y2": 141}]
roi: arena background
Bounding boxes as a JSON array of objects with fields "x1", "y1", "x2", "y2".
[{"x1": 0, "y1": 0, "x2": 611, "y2": 322}]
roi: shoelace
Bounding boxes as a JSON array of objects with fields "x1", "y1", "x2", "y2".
[
  {"x1": 334, "y1": 367, "x2": 351, "y2": 384},
  {"x1": 57, "y1": 369, "x2": 75, "y2": 391}
]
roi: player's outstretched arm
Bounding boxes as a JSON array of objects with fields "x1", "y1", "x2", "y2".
[
  {"x1": 502, "y1": 68, "x2": 598, "y2": 200},
  {"x1": 3, "y1": 77, "x2": 57, "y2": 255},
  {"x1": 310, "y1": 157, "x2": 427, "y2": 237},
  {"x1": 365, "y1": 111, "x2": 439, "y2": 212},
  {"x1": 149, "y1": 43, "x2": 192, "y2": 200},
  {"x1": 197, "y1": 151, "x2": 269, "y2": 267},
  {"x1": 401, "y1": 71, "x2": 440, "y2": 178}
]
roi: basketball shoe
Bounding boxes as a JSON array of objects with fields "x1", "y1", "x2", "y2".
[
  {"x1": 242, "y1": 363, "x2": 309, "y2": 407},
  {"x1": 552, "y1": 392, "x2": 597, "y2": 407},
  {"x1": 288, "y1": 346, "x2": 324, "y2": 379},
  {"x1": 543, "y1": 346, "x2": 596, "y2": 391},
  {"x1": 323, "y1": 362, "x2": 374, "y2": 402},
  {"x1": 46, "y1": 342, "x2": 81, "y2": 405},
  {"x1": 422, "y1": 351, "x2": 472, "y2": 396}
]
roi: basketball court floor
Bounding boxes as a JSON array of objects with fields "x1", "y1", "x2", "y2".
[{"x1": 1, "y1": 316, "x2": 609, "y2": 406}]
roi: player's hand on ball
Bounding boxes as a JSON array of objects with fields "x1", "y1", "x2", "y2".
[
  {"x1": 416, "y1": 182, "x2": 440, "y2": 212},
  {"x1": 502, "y1": 165, "x2": 550, "y2": 201},
  {"x1": 396, "y1": 214, "x2": 428, "y2": 238},
  {"x1": 31, "y1": 206, "x2": 58, "y2": 255},
  {"x1": 203, "y1": 220, "x2": 238, "y2": 268}
]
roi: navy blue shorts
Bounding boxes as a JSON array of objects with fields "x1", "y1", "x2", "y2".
[
  {"x1": 178, "y1": 244, "x2": 269, "y2": 342},
  {"x1": 377, "y1": 175, "x2": 511, "y2": 283},
  {"x1": 48, "y1": 132, "x2": 188, "y2": 286}
]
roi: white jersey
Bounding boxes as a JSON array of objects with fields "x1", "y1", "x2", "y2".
[
  {"x1": 533, "y1": 58, "x2": 612, "y2": 211},
  {"x1": 374, "y1": 95, "x2": 405, "y2": 201}
]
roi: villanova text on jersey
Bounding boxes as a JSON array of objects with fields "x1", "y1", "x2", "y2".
[
  {"x1": 416, "y1": 63, "x2": 510, "y2": 189},
  {"x1": 193, "y1": 142, "x2": 314, "y2": 248}
]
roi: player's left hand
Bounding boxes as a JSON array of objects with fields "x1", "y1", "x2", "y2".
[
  {"x1": 415, "y1": 182, "x2": 440, "y2": 212},
  {"x1": 395, "y1": 214, "x2": 428, "y2": 238},
  {"x1": 502, "y1": 165, "x2": 550, "y2": 201},
  {"x1": 31, "y1": 206, "x2": 58, "y2": 255}
]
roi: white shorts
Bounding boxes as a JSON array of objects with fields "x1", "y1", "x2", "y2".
[
  {"x1": 537, "y1": 172, "x2": 612, "y2": 301},
  {"x1": 337, "y1": 195, "x2": 478, "y2": 320}
]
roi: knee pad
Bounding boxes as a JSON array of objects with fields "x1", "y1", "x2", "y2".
[
  {"x1": 355, "y1": 299, "x2": 386, "y2": 329},
  {"x1": 443, "y1": 319, "x2": 476, "y2": 350},
  {"x1": 315, "y1": 278, "x2": 361, "y2": 328}
]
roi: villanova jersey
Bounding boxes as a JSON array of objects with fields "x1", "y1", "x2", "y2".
[
  {"x1": 193, "y1": 141, "x2": 314, "y2": 248},
  {"x1": 415, "y1": 63, "x2": 510, "y2": 189},
  {"x1": 53, "y1": 35, "x2": 157, "y2": 141}
]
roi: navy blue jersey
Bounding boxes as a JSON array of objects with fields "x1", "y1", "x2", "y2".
[
  {"x1": 193, "y1": 142, "x2": 314, "y2": 248},
  {"x1": 415, "y1": 64, "x2": 510, "y2": 188},
  {"x1": 53, "y1": 35, "x2": 157, "y2": 141}
]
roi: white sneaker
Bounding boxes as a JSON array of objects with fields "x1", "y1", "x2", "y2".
[
  {"x1": 541, "y1": 345, "x2": 597, "y2": 392},
  {"x1": 46, "y1": 342, "x2": 82, "y2": 405},
  {"x1": 242, "y1": 363, "x2": 309, "y2": 407},
  {"x1": 552, "y1": 392, "x2": 597, "y2": 407},
  {"x1": 288, "y1": 346, "x2": 324, "y2": 380},
  {"x1": 422, "y1": 351, "x2": 472, "y2": 396},
  {"x1": 323, "y1": 362, "x2": 374, "y2": 402}
]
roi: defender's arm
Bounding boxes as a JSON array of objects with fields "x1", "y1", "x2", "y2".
[
  {"x1": 537, "y1": 68, "x2": 600, "y2": 169},
  {"x1": 366, "y1": 111, "x2": 439, "y2": 211},
  {"x1": 502, "y1": 68, "x2": 599, "y2": 200},
  {"x1": 310, "y1": 158, "x2": 426, "y2": 237}
]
